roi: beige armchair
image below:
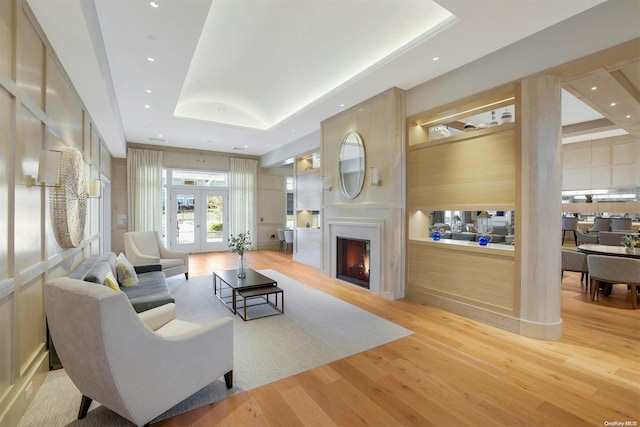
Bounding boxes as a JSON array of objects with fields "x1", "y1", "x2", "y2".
[
  {"x1": 124, "y1": 231, "x2": 189, "y2": 279},
  {"x1": 45, "y1": 277, "x2": 234, "y2": 426}
]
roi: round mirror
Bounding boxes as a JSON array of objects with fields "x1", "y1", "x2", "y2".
[{"x1": 338, "y1": 131, "x2": 365, "y2": 199}]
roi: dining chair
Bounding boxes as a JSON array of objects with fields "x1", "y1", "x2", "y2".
[
  {"x1": 611, "y1": 218, "x2": 632, "y2": 232},
  {"x1": 277, "y1": 228, "x2": 285, "y2": 252},
  {"x1": 284, "y1": 230, "x2": 294, "y2": 254},
  {"x1": 587, "y1": 255, "x2": 640, "y2": 309},
  {"x1": 597, "y1": 231, "x2": 626, "y2": 246},
  {"x1": 561, "y1": 249, "x2": 588, "y2": 289},
  {"x1": 576, "y1": 230, "x2": 598, "y2": 246},
  {"x1": 587, "y1": 217, "x2": 611, "y2": 233},
  {"x1": 562, "y1": 216, "x2": 579, "y2": 246}
]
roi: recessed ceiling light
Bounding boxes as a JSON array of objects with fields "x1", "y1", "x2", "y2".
[
  {"x1": 591, "y1": 86, "x2": 597, "y2": 91},
  {"x1": 146, "y1": 89, "x2": 152, "y2": 93},
  {"x1": 432, "y1": 56, "x2": 440, "y2": 61},
  {"x1": 244, "y1": 145, "x2": 248, "y2": 148},
  {"x1": 626, "y1": 115, "x2": 631, "y2": 118},
  {"x1": 340, "y1": 104, "x2": 345, "y2": 107},
  {"x1": 149, "y1": 1, "x2": 159, "y2": 8},
  {"x1": 158, "y1": 134, "x2": 163, "y2": 138},
  {"x1": 145, "y1": 105, "x2": 151, "y2": 109},
  {"x1": 291, "y1": 129, "x2": 296, "y2": 132},
  {"x1": 610, "y1": 102, "x2": 616, "y2": 106},
  {"x1": 147, "y1": 57, "x2": 155, "y2": 62}
]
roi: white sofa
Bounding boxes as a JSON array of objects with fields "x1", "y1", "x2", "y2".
[
  {"x1": 124, "y1": 231, "x2": 189, "y2": 279},
  {"x1": 45, "y1": 276, "x2": 233, "y2": 426}
]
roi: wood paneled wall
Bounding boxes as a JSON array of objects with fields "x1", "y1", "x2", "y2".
[
  {"x1": 408, "y1": 125, "x2": 516, "y2": 211},
  {"x1": 0, "y1": 2, "x2": 113, "y2": 425},
  {"x1": 406, "y1": 84, "x2": 520, "y2": 331}
]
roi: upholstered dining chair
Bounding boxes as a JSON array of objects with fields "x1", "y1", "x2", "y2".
[
  {"x1": 284, "y1": 230, "x2": 294, "y2": 254},
  {"x1": 576, "y1": 230, "x2": 598, "y2": 246},
  {"x1": 587, "y1": 255, "x2": 640, "y2": 309},
  {"x1": 562, "y1": 216, "x2": 579, "y2": 246},
  {"x1": 277, "y1": 228, "x2": 285, "y2": 252},
  {"x1": 611, "y1": 218, "x2": 633, "y2": 232},
  {"x1": 597, "y1": 231, "x2": 626, "y2": 246},
  {"x1": 45, "y1": 277, "x2": 234, "y2": 426},
  {"x1": 561, "y1": 249, "x2": 589, "y2": 289},
  {"x1": 587, "y1": 217, "x2": 611, "y2": 233},
  {"x1": 124, "y1": 230, "x2": 189, "y2": 279}
]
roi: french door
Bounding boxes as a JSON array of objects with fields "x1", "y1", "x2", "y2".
[{"x1": 169, "y1": 189, "x2": 228, "y2": 253}]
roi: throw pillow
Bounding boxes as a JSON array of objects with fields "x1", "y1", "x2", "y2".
[
  {"x1": 104, "y1": 271, "x2": 120, "y2": 291},
  {"x1": 116, "y1": 253, "x2": 139, "y2": 287}
]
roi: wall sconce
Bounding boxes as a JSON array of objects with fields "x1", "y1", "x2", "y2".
[
  {"x1": 26, "y1": 150, "x2": 61, "y2": 187},
  {"x1": 370, "y1": 167, "x2": 380, "y2": 186},
  {"x1": 87, "y1": 179, "x2": 102, "y2": 198},
  {"x1": 322, "y1": 176, "x2": 332, "y2": 191}
]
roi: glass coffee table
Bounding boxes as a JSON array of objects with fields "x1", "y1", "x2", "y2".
[{"x1": 213, "y1": 269, "x2": 284, "y2": 320}]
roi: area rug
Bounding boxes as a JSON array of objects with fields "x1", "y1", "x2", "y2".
[{"x1": 18, "y1": 269, "x2": 413, "y2": 426}]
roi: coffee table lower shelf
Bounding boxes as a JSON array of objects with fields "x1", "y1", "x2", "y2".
[{"x1": 236, "y1": 286, "x2": 284, "y2": 321}]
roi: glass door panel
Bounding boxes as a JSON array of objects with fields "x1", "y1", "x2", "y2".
[
  {"x1": 201, "y1": 191, "x2": 228, "y2": 252},
  {"x1": 169, "y1": 189, "x2": 227, "y2": 253}
]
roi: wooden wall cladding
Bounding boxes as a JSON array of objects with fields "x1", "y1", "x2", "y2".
[
  {"x1": 407, "y1": 125, "x2": 516, "y2": 211},
  {"x1": 407, "y1": 242, "x2": 515, "y2": 314}
]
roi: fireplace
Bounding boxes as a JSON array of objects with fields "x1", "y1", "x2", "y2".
[{"x1": 336, "y1": 237, "x2": 370, "y2": 289}]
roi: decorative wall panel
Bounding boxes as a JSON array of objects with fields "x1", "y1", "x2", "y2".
[
  {"x1": 0, "y1": 88, "x2": 10, "y2": 280},
  {"x1": 0, "y1": 0, "x2": 14, "y2": 79},
  {"x1": 16, "y1": 9, "x2": 44, "y2": 110}
]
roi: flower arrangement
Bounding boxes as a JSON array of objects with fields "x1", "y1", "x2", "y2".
[
  {"x1": 228, "y1": 231, "x2": 252, "y2": 256},
  {"x1": 622, "y1": 235, "x2": 638, "y2": 249}
]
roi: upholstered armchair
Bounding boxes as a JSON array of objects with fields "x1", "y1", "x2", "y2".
[
  {"x1": 124, "y1": 231, "x2": 189, "y2": 279},
  {"x1": 576, "y1": 230, "x2": 598, "y2": 246},
  {"x1": 561, "y1": 249, "x2": 589, "y2": 288},
  {"x1": 45, "y1": 277, "x2": 234, "y2": 426}
]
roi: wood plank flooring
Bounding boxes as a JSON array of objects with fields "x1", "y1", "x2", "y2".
[{"x1": 155, "y1": 250, "x2": 640, "y2": 427}]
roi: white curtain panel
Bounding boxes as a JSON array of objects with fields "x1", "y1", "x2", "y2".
[
  {"x1": 229, "y1": 158, "x2": 257, "y2": 249},
  {"x1": 127, "y1": 148, "x2": 163, "y2": 232}
]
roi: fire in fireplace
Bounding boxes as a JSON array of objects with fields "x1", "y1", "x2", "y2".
[{"x1": 336, "y1": 237, "x2": 370, "y2": 289}]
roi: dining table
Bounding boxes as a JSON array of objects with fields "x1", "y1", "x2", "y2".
[{"x1": 578, "y1": 244, "x2": 640, "y2": 259}]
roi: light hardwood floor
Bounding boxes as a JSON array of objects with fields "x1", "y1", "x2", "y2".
[{"x1": 155, "y1": 250, "x2": 640, "y2": 427}]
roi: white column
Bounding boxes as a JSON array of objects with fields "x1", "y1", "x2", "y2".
[{"x1": 518, "y1": 76, "x2": 563, "y2": 340}]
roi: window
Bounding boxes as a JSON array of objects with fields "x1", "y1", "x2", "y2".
[{"x1": 171, "y1": 171, "x2": 228, "y2": 187}]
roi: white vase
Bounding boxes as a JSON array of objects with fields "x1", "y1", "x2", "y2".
[
  {"x1": 625, "y1": 246, "x2": 634, "y2": 255},
  {"x1": 237, "y1": 254, "x2": 246, "y2": 278}
]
